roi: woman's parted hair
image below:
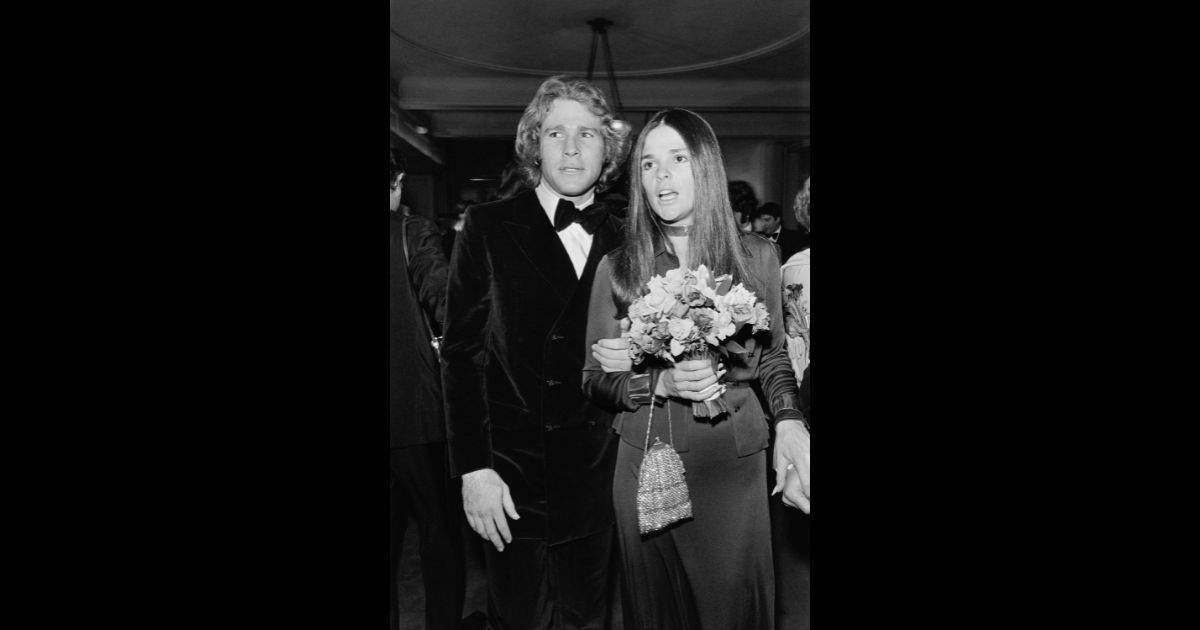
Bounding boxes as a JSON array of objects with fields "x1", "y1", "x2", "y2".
[
  {"x1": 514, "y1": 75, "x2": 630, "y2": 193},
  {"x1": 611, "y1": 108, "x2": 757, "y2": 309}
]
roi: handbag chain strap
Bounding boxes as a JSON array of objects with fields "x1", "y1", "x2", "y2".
[{"x1": 642, "y1": 389, "x2": 674, "y2": 451}]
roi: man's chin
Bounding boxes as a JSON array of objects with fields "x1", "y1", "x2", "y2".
[
  {"x1": 549, "y1": 185, "x2": 596, "y2": 199},
  {"x1": 546, "y1": 174, "x2": 599, "y2": 196}
]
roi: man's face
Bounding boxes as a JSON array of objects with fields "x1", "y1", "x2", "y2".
[
  {"x1": 538, "y1": 98, "x2": 606, "y2": 202},
  {"x1": 753, "y1": 214, "x2": 779, "y2": 234}
]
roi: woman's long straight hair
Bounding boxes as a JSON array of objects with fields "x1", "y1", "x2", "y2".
[{"x1": 611, "y1": 109, "x2": 757, "y2": 308}]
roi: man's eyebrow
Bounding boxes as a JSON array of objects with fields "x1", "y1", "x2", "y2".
[{"x1": 544, "y1": 124, "x2": 600, "y2": 132}]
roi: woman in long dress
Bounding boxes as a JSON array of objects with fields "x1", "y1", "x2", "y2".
[{"x1": 582, "y1": 109, "x2": 810, "y2": 630}]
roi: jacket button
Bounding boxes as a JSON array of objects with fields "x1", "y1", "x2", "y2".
[
  {"x1": 544, "y1": 424, "x2": 558, "y2": 431},
  {"x1": 545, "y1": 379, "x2": 561, "y2": 387},
  {"x1": 550, "y1": 333, "x2": 565, "y2": 341}
]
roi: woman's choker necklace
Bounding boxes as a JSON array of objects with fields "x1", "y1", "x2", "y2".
[{"x1": 659, "y1": 223, "x2": 691, "y2": 237}]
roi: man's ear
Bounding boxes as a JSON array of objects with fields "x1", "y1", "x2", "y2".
[{"x1": 392, "y1": 172, "x2": 405, "y2": 190}]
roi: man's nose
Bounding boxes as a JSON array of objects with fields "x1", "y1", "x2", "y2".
[{"x1": 564, "y1": 135, "x2": 579, "y2": 156}]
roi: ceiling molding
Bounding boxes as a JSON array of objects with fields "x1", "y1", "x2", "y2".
[
  {"x1": 391, "y1": 26, "x2": 808, "y2": 78},
  {"x1": 396, "y1": 76, "x2": 809, "y2": 111},
  {"x1": 425, "y1": 110, "x2": 809, "y2": 140}
]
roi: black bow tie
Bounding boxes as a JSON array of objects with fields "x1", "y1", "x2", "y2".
[{"x1": 553, "y1": 199, "x2": 610, "y2": 235}]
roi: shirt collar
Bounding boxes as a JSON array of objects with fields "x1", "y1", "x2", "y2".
[{"x1": 536, "y1": 181, "x2": 595, "y2": 225}]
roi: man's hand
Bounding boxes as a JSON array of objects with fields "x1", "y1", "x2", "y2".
[
  {"x1": 655, "y1": 359, "x2": 726, "y2": 401},
  {"x1": 461, "y1": 468, "x2": 520, "y2": 552},
  {"x1": 593, "y1": 320, "x2": 632, "y2": 373},
  {"x1": 772, "y1": 420, "x2": 810, "y2": 513},
  {"x1": 780, "y1": 473, "x2": 809, "y2": 513},
  {"x1": 592, "y1": 337, "x2": 632, "y2": 373}
]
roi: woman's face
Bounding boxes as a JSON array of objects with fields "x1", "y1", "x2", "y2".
[{"x1": 639, "y1": 124, "x2": 696, "y2": 226}]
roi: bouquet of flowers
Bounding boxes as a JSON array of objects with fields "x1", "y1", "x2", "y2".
[{"x1": 624, "y1": 265, "x2": 770, "y2": 418}]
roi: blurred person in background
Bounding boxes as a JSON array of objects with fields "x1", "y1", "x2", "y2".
[
  {"x1": 727, "y1": 180, "x2": 758, "y2": 233},
  {"x1": 390, "y1": 147, "x2": 466, "y2": 630},
  {"x1": 752, "y1": 200, "x2": 809, "y2": 262}
]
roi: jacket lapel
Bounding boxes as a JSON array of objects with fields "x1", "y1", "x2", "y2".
[
  {"x1": 578, "y1": 213, "x2": 622, "y2": 289},
  {"x1": 501, "y1": 190, "x2": 578, "y2": 304}
]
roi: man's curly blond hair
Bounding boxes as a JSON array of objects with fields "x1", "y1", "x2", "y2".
[{"x1": 513, "y1": 75, "x2": 631, "y2": 193}]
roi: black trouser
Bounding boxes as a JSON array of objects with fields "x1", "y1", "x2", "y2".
[
  {"x1": 482, "y1": 527, "x2": 618, "y2": 630},
  {"x1": 390, "y1": 443, "x2": 466, "y2": 630},
  {"x1": 769, "y1": 467, "x2": 811, "y2": 630}
]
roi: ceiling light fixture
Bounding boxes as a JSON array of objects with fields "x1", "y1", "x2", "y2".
[{"x1": 585, "y1": 18, "x2": 623, "y2": 116}]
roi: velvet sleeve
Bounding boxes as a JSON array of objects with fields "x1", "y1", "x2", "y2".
[
  {"x1": 751, "y1": 241, "x2": 808, "y2": 428},
  {"x1": 405, "y1": 215, "x2": 450, "y2": 332},
  {"x1": 581, "y1": 256, "x2": 657, "y2": 412},
  {"x1": 440, "y1": 207, "x2": 492, "y2": 477}
]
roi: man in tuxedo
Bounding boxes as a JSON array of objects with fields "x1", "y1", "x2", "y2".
[
  {"x1": 753, "y1": 201, "x2": 810, "y2": 262},
  {"x1": 389, "y1": 147, "x2": 466, "y2": 630},
  {"x1": 441, "y1": 75, "x2": 631, "y2": 630}
]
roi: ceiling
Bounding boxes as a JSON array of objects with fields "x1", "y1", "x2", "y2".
[{"x1": 390, "y1": 0, "x2": 810, "y2": 162}]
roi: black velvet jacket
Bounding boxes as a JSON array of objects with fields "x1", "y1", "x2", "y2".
[
  {"x1": 441, "y1": 189, "x2": 624, "y2": 545},
  {"x1": 582, "y1": 233, "x2": 805, "y2": 456}
]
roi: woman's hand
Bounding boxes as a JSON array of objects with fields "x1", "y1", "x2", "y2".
[
  {"x1": 655, "y1": 358, "x2": 726, "y2": 401},
  {"x1": 772, "y1": 420, "x2": 810, "y2": 513}
]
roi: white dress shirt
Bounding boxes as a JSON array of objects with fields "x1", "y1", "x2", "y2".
[{"x1": 535, "y1": 182, "x2": 595, "y2": 279}]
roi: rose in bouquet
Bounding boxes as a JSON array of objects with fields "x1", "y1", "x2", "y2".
[{"x1": 624, "y1": 265, "x2": 770, "y2": 418}]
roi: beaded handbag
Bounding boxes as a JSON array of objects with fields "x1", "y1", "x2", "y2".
[{"x1": 636, "y1": 400, "x2": 693, "y2": 534}]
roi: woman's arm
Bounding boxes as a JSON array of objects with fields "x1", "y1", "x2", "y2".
[
  {"x1": 759, "y1": 243, "x2": 811, "y2": 510},
  {"x1": 581, "y1": 257, "x2": 658, "y2": 412},
  {"x1": 752, "y1": 244, "x2": 806, "y2": 426}
]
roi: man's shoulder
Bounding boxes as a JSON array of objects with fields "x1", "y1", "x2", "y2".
[{"x1": 464, "y1": 189, "x2": 536, "y2": 223}]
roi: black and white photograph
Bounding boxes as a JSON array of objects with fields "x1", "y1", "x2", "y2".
[{"x1": 391, "y1": 2, "x2": 810, "y2": 628}]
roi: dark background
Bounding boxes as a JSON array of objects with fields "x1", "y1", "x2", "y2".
[{"x1": 57, "y1": 2, "x2": 1135, "y2": 628}]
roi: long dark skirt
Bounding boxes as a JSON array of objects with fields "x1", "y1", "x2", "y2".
[{"x1": 613, "y1": 411, "x2": 774, "y2": 630}]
